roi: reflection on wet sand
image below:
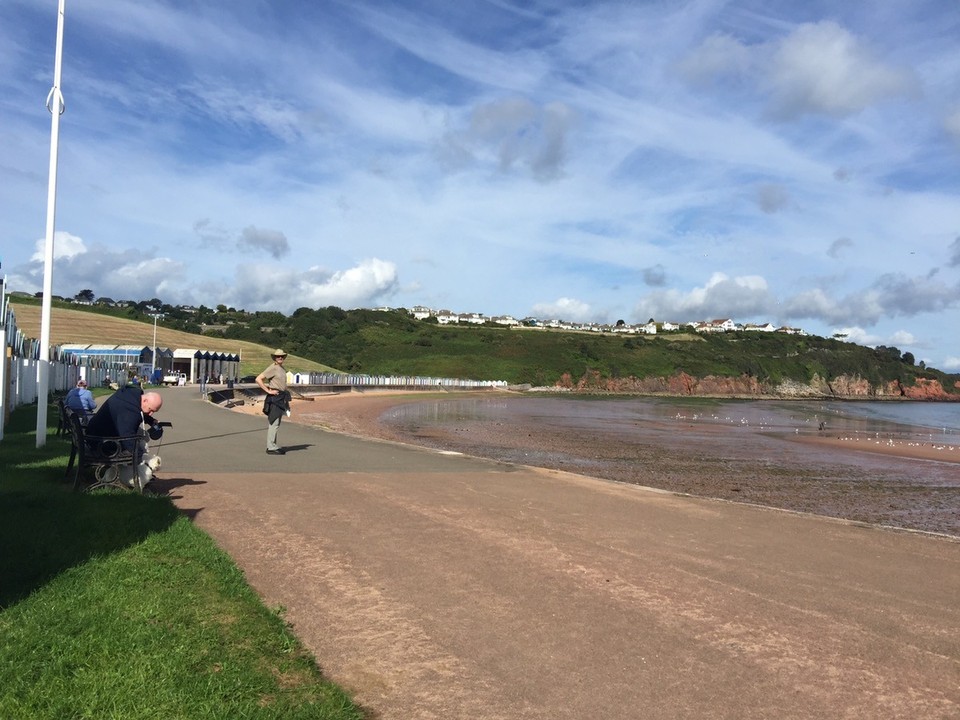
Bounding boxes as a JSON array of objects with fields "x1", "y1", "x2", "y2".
[{"x1": 235, "y1": 391, "x2": 960, "y2": 537}]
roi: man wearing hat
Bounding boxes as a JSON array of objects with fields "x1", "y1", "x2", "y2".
[
  {"x1": 256, "y1": 349, "x2": 291, "y2": 455},
  {"x1": 65, "y1": 378, "x2": 97, "y2": 423}
]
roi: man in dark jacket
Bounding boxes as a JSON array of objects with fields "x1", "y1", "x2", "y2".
[
  {"x1": 86, "y1": 387, "x2": 164, "y2": 488},
  {"x1": 87, "y1": 386, "x2": 163, "y2": 447}
]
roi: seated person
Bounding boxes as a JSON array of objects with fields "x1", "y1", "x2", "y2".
[
  {"x1": 86, "y1": 388, "x2": 164, "y2": 488},
  {"x1": 64, "y1": 379, "x2": 97, "y2": 423}
]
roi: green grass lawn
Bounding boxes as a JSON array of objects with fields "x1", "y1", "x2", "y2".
[{"x1": 0, "y1": 403, "x2": 362, "y2": 720}]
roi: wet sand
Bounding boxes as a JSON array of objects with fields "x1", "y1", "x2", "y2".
[
  {"x1": 792, "y1": 433, "x2": 960, "y2": 463},
  {"x1": 232, "y1": 390, "x2": 960, "y2": 537}
]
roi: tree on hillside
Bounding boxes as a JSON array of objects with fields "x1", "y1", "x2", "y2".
[
  {"x1": 75, "y1": 289, "x2": 95, "y2": 303},
  {"x1": 136, "y1": 298, "x2": 164, "y2": 313}
]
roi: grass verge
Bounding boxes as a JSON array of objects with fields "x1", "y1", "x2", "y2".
[{"x1": 0, "y1": 403, "x2": 362, "y2": 720}]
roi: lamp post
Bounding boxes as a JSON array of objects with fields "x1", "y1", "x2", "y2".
[
  {"x1": 36, "y1": 0, "x2": 67, "y2": 447},
  {"x1": 149, "y1": 313, "x2": 163, "y2": 380}
]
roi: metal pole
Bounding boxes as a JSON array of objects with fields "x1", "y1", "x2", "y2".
[
  {"x1": 37, "y1": 0, "x2": 67, "y2": 448},
  {"x1": 0, "y1": 271, "x2": 8, "y2": 442},
  {"x1": 149, "y1": 312, "x2": 163, "y2": 378}
]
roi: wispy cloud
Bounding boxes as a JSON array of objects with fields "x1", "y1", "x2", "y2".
[{"x1": 1, "y1": 0, "x2": 959, "y2": 368}]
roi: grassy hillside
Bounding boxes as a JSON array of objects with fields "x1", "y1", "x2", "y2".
[
  {"x1": 8, "y1": 301, "x2": 337, "y2": 377},
  {"x1": 10, "y1": 298, "x2": 959, "y2": 395},
  {"x1": 320, "y1": 317, "x2": 959, "y2": 393}
]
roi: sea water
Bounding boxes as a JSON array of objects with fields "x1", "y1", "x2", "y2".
[
  {"x1": 385, "y1": 395, "x2": 960, "y2": 446},
  {"x1": 381, "y1": 394, "x2": 960, "y2": 536}
]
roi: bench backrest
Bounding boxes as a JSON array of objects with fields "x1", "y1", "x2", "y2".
[{"x1": 69, "y1": 413, "x2": 144, "y2": 467}]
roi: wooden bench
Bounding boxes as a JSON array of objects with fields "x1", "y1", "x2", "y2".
[{"x1": 65, "y1": 410, "x2": 146, "y2": 492}]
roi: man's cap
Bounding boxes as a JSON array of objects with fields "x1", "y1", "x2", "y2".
[
  {"x1": 77, "y1": 379, "x2": 87, "y2": 386},
  {"x1": 271, "y1": 348, "x2": 288, "y2": 357}
]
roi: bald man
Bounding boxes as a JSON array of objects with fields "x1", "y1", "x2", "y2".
[
  {"x1": 87, "y1": 386, "x2": 163, "y2": 444},
  {"x1": 86, "y1": 385, "x2": 165, "y2": 489}
]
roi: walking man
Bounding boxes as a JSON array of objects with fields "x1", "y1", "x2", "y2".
[{"x1": 256, "y1": 349, "x2": 291, "y2": 455}]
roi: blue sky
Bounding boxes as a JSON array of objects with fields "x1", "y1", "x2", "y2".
[{"x1": 2, "y1": 0, "x2": 960, "y2": 370}]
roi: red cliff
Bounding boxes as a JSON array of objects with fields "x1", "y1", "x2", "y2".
[{"x1": 556, "y1": 371, "x2": 959, "y2": 400}]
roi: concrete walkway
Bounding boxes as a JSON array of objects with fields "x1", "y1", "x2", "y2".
[{"x1": 152, "y1": 387, "x2": 960, "y2": 720}]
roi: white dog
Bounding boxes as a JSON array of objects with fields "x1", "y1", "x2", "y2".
[
  {"x1": 99, "y1": 442, "x2": 161, "y2": 490},
  {"x1": 132, "y1": 452, "x2": 162, "y2": 489}
]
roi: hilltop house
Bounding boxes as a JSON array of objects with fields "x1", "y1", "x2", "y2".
[
  {"x1": 459, "y1": 312, "x2": 487, "y2": 325},
  {"x1": 404, "y1": 304, "x2": 805, "y2": 339}
]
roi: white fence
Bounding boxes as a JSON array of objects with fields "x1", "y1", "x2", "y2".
[
  {"x1": 1, "y1": 285, "x2": 122, "y2": 441},
  {"x1": 291, "y1": 371, "x2": 508, "y2": 390}
]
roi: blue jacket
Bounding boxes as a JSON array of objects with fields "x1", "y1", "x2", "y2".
[{"x1": 65, "y1": 386, "x2": 96, "y2": 417}]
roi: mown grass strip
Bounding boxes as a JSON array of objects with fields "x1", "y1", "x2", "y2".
[{"x1": 0, "y1": 403, "x2": 362, "y2": 720}]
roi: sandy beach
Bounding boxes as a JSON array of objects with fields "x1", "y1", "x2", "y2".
[
  {"x1": 229, "y1": 389, "x2": 960, "y2": 536},
  {"x1": 174, "y1": 388, "x2": 960, "y2": 718}
]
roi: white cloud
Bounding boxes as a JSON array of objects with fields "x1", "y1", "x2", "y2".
[
  {"x1": 888, "y1": 330, "x2": 917, "y2": 346},
  {"x1": 763, "y1": 21, "x2": 915, "y2": 119},
  {"x1": 872, "y1": 272, "x2": 960, "y2": 316},
  {"x1": 187, "y1": 86, "x2": 307, "y2": 143},
  {"x1": 348, "y1": 3, "x2": 549, "y2": 94},
  {"x1": 831, "y1": 326, "x2": 880, "y2": 345},
  {"x1": 675, "y1": 33, "x2": 751, "y2": 85},
  {"x1": 2, "y1": 1, "x2": 960, "y2": 368},
  {"x1": 30, "y1": 232, "x2": 87, "y2": 262},
  {"x1": 833, "y1": 326, "x2": 916, "y2": 350},
  {"x1": 634, "y1": 273, "x2": 773, "y2": 322},
  {"x1": 676, "y1": 20, "x2": 916, "y2": 121},
  {"x1": 16, "y1": 233, "x2": 186, "y2": 302},
  {"x1": 229, "y1": 258, "x2": 398, "y2": 314},
  {"x1": 441, "y1": 98, "x2": 575, "y2": 181},
  {"x1": 783, "y1": 272, "x2": 960, "y2": 326},
  {"x1": 531, "y1": 297, "x2": 593, "y2": 322}
]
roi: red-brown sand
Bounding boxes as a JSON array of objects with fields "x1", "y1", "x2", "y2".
[{"x1": 230, "y1": 390, "x2": 960, "y2": 536}]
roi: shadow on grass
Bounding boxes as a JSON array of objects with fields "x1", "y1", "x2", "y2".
[
  {"x1": 148, "y1": 477, "x2": 208, "y2": 519},
  {"x1": 0, "y1": 404, "x2": 182, "y2": 609}
]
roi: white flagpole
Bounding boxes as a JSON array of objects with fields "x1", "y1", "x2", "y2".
[{"x1": 37, "y1": 0, "x2": 67, "y2": 447}]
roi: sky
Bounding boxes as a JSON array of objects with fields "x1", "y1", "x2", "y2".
[{"x1": 2, "y1": 1, "x2": 960, "y2": 371}]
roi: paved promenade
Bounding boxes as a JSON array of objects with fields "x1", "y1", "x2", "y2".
[{"x1": 152, "y1": 387, "x2": 960, "y2": 720}]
